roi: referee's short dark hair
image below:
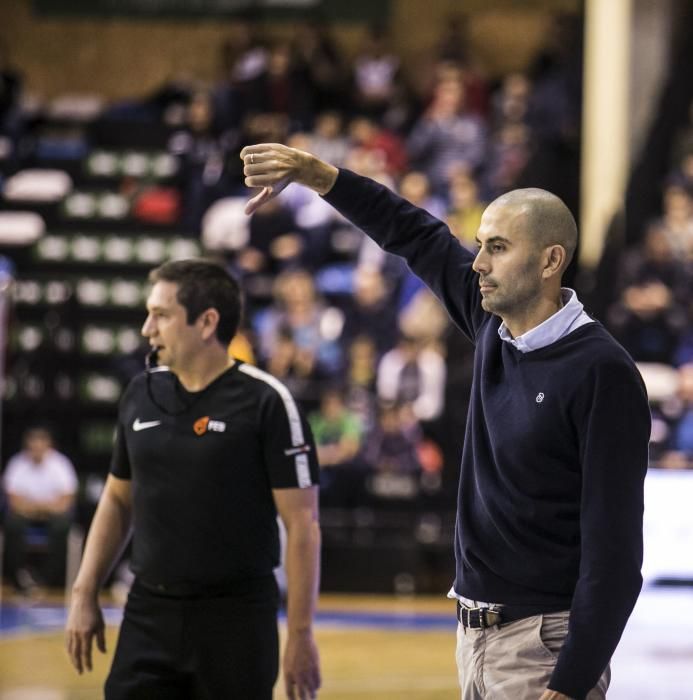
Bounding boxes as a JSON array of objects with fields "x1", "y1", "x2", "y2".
[{"x1": 149, "y1": 258, "x2": 242, "y2": 346}]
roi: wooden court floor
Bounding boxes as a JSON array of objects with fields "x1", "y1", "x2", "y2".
[
  {"x1": 0, "y1": 591, "x2": 459, "y2": 700},
  {"x1": 4, "y1": 586, "x2": 691, "y2": 699}
]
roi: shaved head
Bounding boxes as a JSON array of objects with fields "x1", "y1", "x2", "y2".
[{"x1": 490, "y1": 188, "x2": 577, "y2": 271}]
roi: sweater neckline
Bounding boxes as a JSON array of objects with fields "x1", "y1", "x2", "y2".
[{"x1": 499, "y1": 319, "x2": 603, "y2": 359}]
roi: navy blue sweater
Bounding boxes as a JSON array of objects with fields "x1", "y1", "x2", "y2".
[{"x1": 324, "y1": 169, "x2": 650, "y2": 700}]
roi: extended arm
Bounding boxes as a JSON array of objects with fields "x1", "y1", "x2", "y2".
[
  {"x1": 241, "y1": 143, "x2": 485, "y2": 340},
  {"x1": 274, "y1": 486, "x2": 321, "y2": 700},
  {"x1": 65, "y1": 474, "x2": 133, "y2": 673}
]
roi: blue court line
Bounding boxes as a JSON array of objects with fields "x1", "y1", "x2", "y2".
[
  {"x1": 315, "y1": 610, "x2": 455, "y2": 630},
  {"x1": 0, "y1": 604, "x2": 455, "y2": 637}
]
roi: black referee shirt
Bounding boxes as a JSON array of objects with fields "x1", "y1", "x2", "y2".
[{"x1": 110, "y1": 361, "x2": 319, "y2": 587}]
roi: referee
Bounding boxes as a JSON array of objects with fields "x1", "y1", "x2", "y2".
[{"x1": 65, "y1": 259, "x2": 321, "y2": 700}]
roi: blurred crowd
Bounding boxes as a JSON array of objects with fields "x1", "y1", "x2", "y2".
[
  {"x1": 160, "y1": 16, "x2": 587, "y2": 498},
  {"x1": 607, "y1": 105, "x2": 693, "y2": 469},
  {"x1": 0, "y1": 11, "x2": 691, "y2": 547}
]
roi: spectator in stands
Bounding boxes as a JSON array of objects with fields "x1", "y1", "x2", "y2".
[
  {"x1": 658, "y1": 179, "x2": 693, "y2": 259},
  {"x1": 341, "y1": 135, "x2": 397, "y2": 188},
  {"x1": 265, "y1": 325, "x2": 327, "y2": 412},
  {"x1": 292, "y1": 22, "x2": 346, "y2": 113},
  {"x1": 446, "y1": 170, "x2": 486, "y2": 250},
  {"x1": 341, "y1": 265, "x2": 398, "y2": 358},
  {"x1": 334, "y1": 336, "x2": 377, "y2": 438},
  {"x1": 309, "y1": 387, "x2": 366, "y2": 508},
  {"x1": 482, "y1": 121, "x2": 533, "y2": 201},
  {"x1": 608, "y1": 221, "x2": 689, "y2": 363},
  {"x1": 228, "y1": 326, "x2": 255, "y2": 365},
  {"x1": 362, "y1": 403, "x2": 421, "y2": 475},
  {"x1": 309, "y1": 111, "x2": 350, "y2": 167},
  {"x1": 257, "y1": 268, "x2": 343, "y2": 376},
  {"x1": 243, "y1": 42, "x2": 316, "y2": 133},
  {"x1": 398, "y1": 171, "x2": 447, "y2": 219},
  {"x1": 342, "y1": 330, "x2": 377, "y2": 393},
  {"x1": 348, "y1": 115, "x2": 408, "y2": 178},
  {"x1": 674, "y1": 151, "x2": 693, "y2": 197},
  {"x1": 435, "y1": 17, "x2": 472, "y2": 68},
  {"x1": 520, "y1": 14, "x2": 582, "y2": 211},
  {"x1": 433, "y1": 20, "x2": 489, "y2": 117},
  {"x1": 376, "y1": 335, "x2": 446, "y2": 422},
  {"x1": 617, "y1": 220, "x2": 691, "y2": 302},
  {"x1": 526, "y1": 14, "x2": 582, "y2": 148},
  {"x1": 242, "y1": 191, "x2": 304, "y2": 276},
  {"x1": 309, "y1": 387, "x2": 363, "y2": 469},
  {"x1": 212, "y1": 34, "x2": 251, "y2": 131},
  {"x1": 480, "y1": 73, "x2": 534, "y2": 200},
  {"x1": 2, "y1": 426, "x2": 78, "y2": 591},
  {"x1": 169, "y1": 90, "x2": 239, "y2": 231},
  {"x1": 224, "y1": 21, "x2": 268, "y2": 85},
  {"x1": 407, "y1": 74, "x2": 486, "y2": 195},
  {"x1": 490, "y1": 73, "x2": 532, "y2": 131},
  {"x1": 345, "y1": 335, "x2": 378, "y2": 393},
  {"x1": 398, "y1": 286, "x2": 450, "y2": 347},
  {"x1": 351, "y1": 26, "x2": 401, "y2": 120},
  {"x1": 655, "y1": 363, "x2": 693, "y2": 470}
]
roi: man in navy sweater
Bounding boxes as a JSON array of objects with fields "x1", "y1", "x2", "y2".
[{"x1": 240, "y1": 144, "x2": 650, "y2": 700}]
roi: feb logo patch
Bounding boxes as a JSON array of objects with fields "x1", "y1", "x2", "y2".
[
  {"x1": 194, "y1": 416, "x2": 209, "y2": 435},
  {"x1": 193, "y1": 416, "x2": 226, "y2": 435}
]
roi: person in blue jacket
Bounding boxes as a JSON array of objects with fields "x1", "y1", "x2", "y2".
[{"x1": 240, "y1": 143, "x2": 650, "y2": 700}]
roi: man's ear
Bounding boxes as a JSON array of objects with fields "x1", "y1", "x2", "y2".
[
  {"x1": 542, "y1": 245, "x2": 566, "y2": 279},
  {"x1": 199, "y1": 308, "x2": 221, "y2": 341}
]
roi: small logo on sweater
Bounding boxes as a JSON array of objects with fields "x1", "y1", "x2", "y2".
[
  {"x1": 193, "y1": 416, "x2": 227, "y2": 435},
  {"x1": 535, "y1": 393, "x2": 545, "y2": 403}
]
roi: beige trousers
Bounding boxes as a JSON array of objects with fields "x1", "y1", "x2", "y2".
[{"x1": 455, "y1": 611, "x2": 611, "y2": 699}]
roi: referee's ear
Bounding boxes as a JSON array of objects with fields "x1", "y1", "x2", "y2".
[{"x1": 198, "y1": 307, "x2": 221, "y2": 341}]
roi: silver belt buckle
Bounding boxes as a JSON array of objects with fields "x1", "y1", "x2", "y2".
[
  {"x1": 465, "y1": 606, "x2": 502, "y2": 628},
  {"x1": 482, "y1": 608, "x2": 502, "y2": 627}
]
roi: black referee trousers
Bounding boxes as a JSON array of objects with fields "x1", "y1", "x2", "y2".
[{"x1": 105, "y1": 576, "x2": 279, "y2": 700}]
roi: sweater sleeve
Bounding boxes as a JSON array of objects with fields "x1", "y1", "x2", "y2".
[
  {"x1": 323, "y1": 168, "x2": 486, "y2": 342},
  {"x1": 548, "y1": 358, "x2": 650, "y2": 699}
]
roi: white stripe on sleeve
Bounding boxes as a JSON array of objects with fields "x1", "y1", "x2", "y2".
[
  {"x1": 238, "y1": 364, "x2": 311, "y2": 487},
  {"x1": 295, "y1": 453, "x2": 311, "y2": 488}
]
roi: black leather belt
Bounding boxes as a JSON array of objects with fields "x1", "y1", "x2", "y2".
[{"x1": 456, "y1": 600, "x2": 552, "y2": 629}]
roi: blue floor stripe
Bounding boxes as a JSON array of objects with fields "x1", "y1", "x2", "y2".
[
  {"x1": 0, "y1": 603, "x2": 454, "y2": 637},
  {"x1": 315, "y1": 610, "x2": 454, "y2": 630}
]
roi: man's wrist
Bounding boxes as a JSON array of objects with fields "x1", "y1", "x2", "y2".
[
  {"x1": 298, "y1": 153, "x2": 338, "y2": 196},
  {"x1": 71, "y1": 580, "x2": 100, "y2": 599}
]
